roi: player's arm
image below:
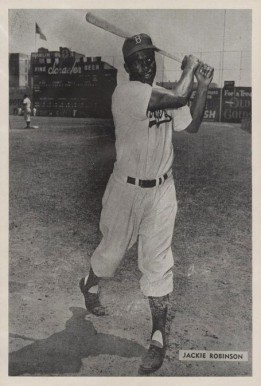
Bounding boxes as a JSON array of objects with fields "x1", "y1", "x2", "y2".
[
  {"x1": 148, "y1": 55, "x2": 199, "y2": 112},
  {"x1": 185, "y1": 63, "x2": 214, "y2": 134}
]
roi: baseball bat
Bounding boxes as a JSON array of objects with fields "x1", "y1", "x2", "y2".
[{"x1": 85, "y1": 12, "x2": 183, "y2": 63}]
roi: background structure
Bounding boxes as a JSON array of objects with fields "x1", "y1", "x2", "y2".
[{"x1": 9, "y1": 9, "x2": 251, "y2": 87}]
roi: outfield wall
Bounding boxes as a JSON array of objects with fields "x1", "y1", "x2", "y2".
[
  {"x1": 10, "y1": 84, "x2": 251, "y2": 123},
  {"x1": 189, "y1": 87, "x2": 251, "y2": 123}
]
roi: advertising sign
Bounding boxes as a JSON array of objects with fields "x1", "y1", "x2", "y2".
[
  {"x1": 221, "y1": 87, "x2": 251, "y2": 123},
  {"x1": 224, "y1": 80, "x2": 235, "y2": 88},
  {"x1": 190, "y1": 88, "x2": 220, "y2": 122},
  {"x1": 32, "y1": 55, "x2": 117, "y2": 118}
]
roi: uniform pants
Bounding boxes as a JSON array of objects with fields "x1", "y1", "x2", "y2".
[
  {"x1": 24, "y1": 108, "x2": 31, "y2": 123},
  {"x1": 91, "y1": 172, "x2": 178, "y2": 297}
]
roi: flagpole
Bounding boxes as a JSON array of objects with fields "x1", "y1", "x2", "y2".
[
  {"x1": 219, "y1": 10, "x2": 226, "y2": 122},
  {"x1": 35, "y1": 23, "x2": 37, "y2": 52}
]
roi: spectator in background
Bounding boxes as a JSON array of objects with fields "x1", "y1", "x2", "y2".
[
  {"x1": 22, "y1": 94, "x2": 31, "y2": 129},
  {"x1": 33, "y1": 107, "x2": 37, "y2": 117}
]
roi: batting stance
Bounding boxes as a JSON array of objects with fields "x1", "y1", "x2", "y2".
[{"x1": 80, "y1": 34, "x2": 213, "y2": 374}]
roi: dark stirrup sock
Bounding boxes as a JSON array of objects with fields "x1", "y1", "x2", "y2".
[{"x1": 148, "y1": 294, "x2": 170, "y2": 347}]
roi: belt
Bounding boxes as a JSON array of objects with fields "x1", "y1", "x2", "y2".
[{"x1": 127, "y1": 173, "x2": 169, "y2": 188}]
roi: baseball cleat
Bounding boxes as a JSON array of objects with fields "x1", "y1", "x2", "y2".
[
  {"x1": 79, "y1": 278, "x2": 107, "y2": 316},
  {"x1": 138, "y1": 343, "x2": 165, "y2": 375}
]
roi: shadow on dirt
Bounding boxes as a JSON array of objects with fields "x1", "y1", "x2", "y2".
[{"x1": 9, "y1": 306, "x2": 145, "y2": 376}]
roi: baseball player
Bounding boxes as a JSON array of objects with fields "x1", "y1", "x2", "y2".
[
  {"x1": 79, "y1": 34, "x2": 213, "y2": 374},
  {"x1": 22, "y1": 94, "x2": 31, "y2": 129}
]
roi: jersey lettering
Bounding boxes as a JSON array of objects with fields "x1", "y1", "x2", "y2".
[{"x1": 147, "y1": 109, "x2": 172, "y2": 128}]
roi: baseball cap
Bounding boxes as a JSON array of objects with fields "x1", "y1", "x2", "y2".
[{"x1": 122, "y1": 33, "x2": 158, "y2": 59}]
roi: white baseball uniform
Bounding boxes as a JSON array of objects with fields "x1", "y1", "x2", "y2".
[
  {"x1": 91, "y1": 81, "x2": 192, "y2": 297},
  {"x1": 23, "y1": 97, "x2": 31, "y2": 122}
]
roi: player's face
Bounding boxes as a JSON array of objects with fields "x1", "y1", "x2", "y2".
[{"x1": 125, "y1": 49, "x2": 156, "y2": 86}]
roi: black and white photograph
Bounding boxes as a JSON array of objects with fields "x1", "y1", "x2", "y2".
[{"x1": 1, "y1": 1, "x2": 260, "y2": 383}]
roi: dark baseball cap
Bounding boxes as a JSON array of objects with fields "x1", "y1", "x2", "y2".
[{"x1": 122, "y1": 33, "x2": 158, "y2": 59}]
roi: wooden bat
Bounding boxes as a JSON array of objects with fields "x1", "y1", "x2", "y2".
[{"x1": 85, "y1": 12, "x2": 183, "y2": 63}]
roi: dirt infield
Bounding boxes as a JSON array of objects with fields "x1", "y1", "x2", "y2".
[{"x1": 9, "y1": 115, "x2": 251, "y2": 376}]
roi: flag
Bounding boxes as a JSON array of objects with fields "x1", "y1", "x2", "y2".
[{"x1": 35, "y1": 23, "x2": 47, "y2": 41}]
